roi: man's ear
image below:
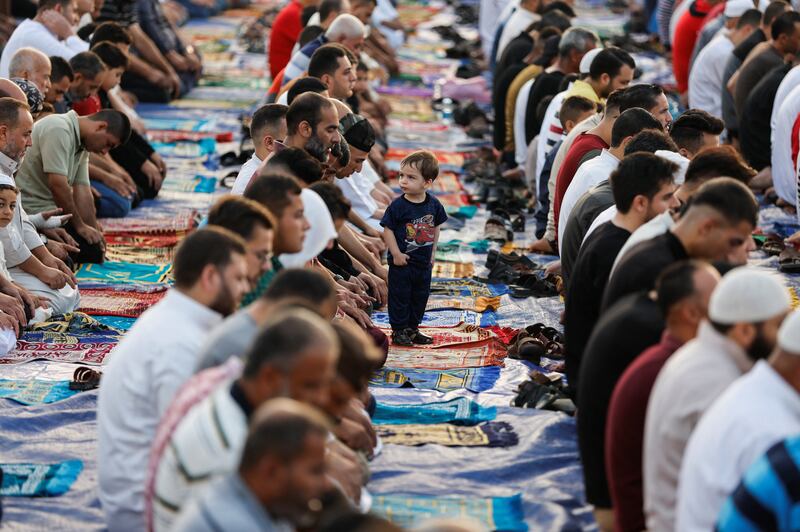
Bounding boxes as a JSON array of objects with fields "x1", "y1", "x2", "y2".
[{"x1": 95, "y1": 121, "x2": 108, "y2": 133}]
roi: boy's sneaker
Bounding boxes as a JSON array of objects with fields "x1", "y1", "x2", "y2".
[
  {"x1": 409, "y1": 329, "x2": 434, "y2": 345},
  {"x1": 392, "y1": 329, "x2": 415, "y2": 346}
]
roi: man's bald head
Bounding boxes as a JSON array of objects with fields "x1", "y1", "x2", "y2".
[
  {"x1": 0, "y1": 79, "x2": 26, "y2": 102},
  {"x1": 8, "y1": 48, "x2": 52, "y2": 95}
]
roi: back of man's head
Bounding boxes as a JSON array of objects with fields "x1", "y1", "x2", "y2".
[
  {"x1": 611, "y1": 107, "x2": 662, "y2": 147},
  {"x1": 69, "y1": 51, "x2": 105, "y2": 79},
  {"x1": 557, "y1": 27, "x2": 598, "y2": 57},
  {"x1": 764, "y1": 0, "x2": 789, "y2": 28},
  {"x1": 88, "y1": 109, "x2": 131, "y2": 144},
  {"x1": 332, "y1": 321, "x2": 382, "y2": 394},
  {"x1": 173, "y1": 226, "x2": 248, "y2": 290},
  {"x1": 623, "y1": 128, "x2": 678, "y2": 155},
  {"x1": 0, "y1": 97, "x2": 29, "y2": 129},
  {"x1": 619, "y1": 84, "x2": 665, "y2": 113},
  {"x1": 242, "y1": 308, "x2": 338, "y2": 378},
  {"x1": 49, "y1": 56, "x2": 73, "y2": 82},
  {"x1": 559, "y1": 95, "x2": 597, "y2": 130},
  {"x1": 669, "y1": 109, "x2": 724, "y2": 154},
  {"x1": 771, "y1": 9, "x2": 800, "y2": 40},
  {"x1": 90, "y1": 22, "x2": 132, "y2": 48},
  {"x1": 239, "y1": 398, "x2": 330, "y2": 472},
  {"x1": 245, "y1": 172, "x2": 303, "y2": 218},
  {"x1": 325, "y1": 13, "x2": 365, "y2": 40},
  {"x1": 265, "y1": 147, "x2": 323, "y2": 185},
  {"x1": 683, "y1": 145, "x2": 756, "y2": 187},
  {"x1": 656, "y1": 260, "x2": 707, "y2": 315},
  {"x1": 687, "y1": 177, "x2": 758, "y2": 228},
  {"x1": 610, "y1": 152, "x2": 677, "y2": 213},
  {"x1": 37, "y1": 0, "x2": 71, "y2": 13},
  {"x1": 250, "y1": 103, "x2": 288, "y2": 141},
  {"x1": 737, "y1": 8, "x2": 762, "y2": 28},
  {"x1": 207, "y1": 195, "x2": 276, "y2": 240},
  {"x1": 308, "y1": 43, "x2": 349, "y2": 80},
  {"x1": 263, "y1": 268, "x2": 336, "y2": 307},
  {"x1": 286, "y1": 92, "x2": 332, "y2": 135},
  {"x1": 287, "y1": 77, "x2": 328, "y2": 105},
  {"x1": 589, "y1": 47, "x2": 635, "y2": 81}
]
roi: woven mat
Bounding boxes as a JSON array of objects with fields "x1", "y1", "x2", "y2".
[
  {"x1": 376, "y1": 421, "x2": 518, "y2": 447},
  {"x1": 79, "y1": 287, "x2": 168, "y2": 317},
  {"x1": 76, "y1": 262, "x2": 173, "y2": 285},
  {"x1": 388, "y1": 324, "x2": 501, "y2": 350},
  {"x1": 432, "y1": 262, "x2": 475, "y2": 279},
  {"x1": 370, "y1": 366, "x2": 502, "y2": 392},
  {"x1": 105, "y1": 245, "x2": 176, "y2": 264},
  {"x1": 0, "y1": 342, "x2": 114, "y2": 365},
  {"x1": 426, "y1": 295, "x2": 501, "y2": 312},
  {"x1": 100, "y1": 210, "x2": 197, "y2": 235},
  {"x1": 385, "y1": 342, "x2": 506, "y2": 369}
]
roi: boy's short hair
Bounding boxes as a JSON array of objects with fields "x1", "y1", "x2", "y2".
[
  {"x1": 90, "y1": 22, "x2": 133, "y2": 48},
  {"x1": 49, "y1": 56, "x2": 73, "y2": 82},
  {"x1": 0, "y1": 184, "x2": 18, "y2": 193},
  {"x1": 91, "y1": 42, "x2": 129, "y2": 70},
  {"x1": 400, "y1": 150, "x2": 439, "y2": 181},
  {"x1": 559, "y1": 95, "x2": 597, "y2": 130}
]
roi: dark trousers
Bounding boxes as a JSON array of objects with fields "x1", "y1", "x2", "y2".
[
  {"x1": 388, "y1": 263, "x2": 432, "y2": 332},
  {"x1": 66, "y1": 222, "x2": 104, "y2": 264}
]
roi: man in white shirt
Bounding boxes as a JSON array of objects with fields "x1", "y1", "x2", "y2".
[
  {"x1": 232, "y1": 104, "x2": 288, "y2": 195},
  {"x1": 677, "y1": 308, "x2": 800, "y2": 532},
  {"x1": 558, "y1": 107, "x2": 662, "y2": 246},
  {"x1": 97, "y1": 227, "x2": 252, "y2": 532},
  {"x1": 688, "y1": 8, "x2": 760, "y2": 118},
  {"x1": 480, "y1": 0, "x2": 514, "y2": 60},
  {"x1": 770, "y1": 84, "x2": 800, "y2": 205},
  {"x1": 0, "y1": 0, "x2": 88, "y2": 79},
  {"x1": 643, "y1": 268, "x2": 790, "y2": 532},
  {"x1": 496, "y1": 0, "x2": 541, "y2": 62},
  {"x1": 770, "y1": 63, "x2": 800, "y2": 134}
]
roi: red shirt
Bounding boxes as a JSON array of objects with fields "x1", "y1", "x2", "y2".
[
  {"x1": 268, "y1": 0, "x2": 303, "y2": 79},
  {"x1": 553, "y1": 132, "x2": 608, "y2": 242},
  {"x1": 71, "y1": 94, "x2": 102, "y2": 116},
  {"x1": 605, "y1": 331, "x2": 684, "y2": 532},
  {"x1": 672, "y1": 0, "x2": 712, "y2": 93},
  {"x1": 267, "y1": 68, "x2": 285, "y2": 102}
]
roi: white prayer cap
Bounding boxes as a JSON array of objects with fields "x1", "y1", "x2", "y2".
[
  {"x1": 579, "y1": 47, "x2": 603, "y2": 75},
  {"x1": 778, "y1": 310, "x2": 800, "y2": 354},
  {"x1": 0, "y1": 173, "x2": 14, "y2": 187},
  {"x1": 709, "y1": 267, "x2": 790, "y2": 324},
  {"x1": 654, "y1": 149, "x2": 690, "y2": 185},
  {"x1": 725, "y1": 0, "x2": 755, "y2": 18}
]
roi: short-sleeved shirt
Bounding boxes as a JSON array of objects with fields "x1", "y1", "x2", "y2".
[
  {"x1": 380, "y1": 193, "x2": 447, "y2": 268},
  {"x1": 17, "y1": 111, "x2": 89, "y2": 214}
]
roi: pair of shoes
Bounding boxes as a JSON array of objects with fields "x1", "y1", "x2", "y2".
[{"x1": 392, "y1": 328, "x2": 434, "y2": 346}]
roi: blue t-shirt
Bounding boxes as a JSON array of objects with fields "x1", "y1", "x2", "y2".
[{"x1": 380, "y1": 193, "x2": 448, "y2": 267}]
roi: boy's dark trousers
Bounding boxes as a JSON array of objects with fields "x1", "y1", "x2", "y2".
[{"x1": 388, "y1": 262, "x2": 433, "y2": 331}]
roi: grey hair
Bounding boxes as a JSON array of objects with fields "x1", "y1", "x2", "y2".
[
  {"x1": 325, "y1": 13, "x2": 366, "y2": 40},
  {"x1": 8, "y1": 48, "x2": 49, "y2": 78},
  {"x1": 558, "y1": 27, "x2": 599, "y2": 56}
]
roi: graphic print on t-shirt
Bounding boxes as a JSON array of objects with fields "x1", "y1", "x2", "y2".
[{"x1": 404, "y1": 214, "x2": 436, "y2": 253}]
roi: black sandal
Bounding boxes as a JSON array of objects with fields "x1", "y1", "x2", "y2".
[{"x1": 69, "y1": 366, "x2": 102, "y2": 391}]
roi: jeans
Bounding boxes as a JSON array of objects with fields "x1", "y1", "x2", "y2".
[
  {"x1": 93, "y1": 180, "x2": 132, "y2": 219},
  {"x1": 388, "y1": 263, "x2": 432, "y2": 332}
]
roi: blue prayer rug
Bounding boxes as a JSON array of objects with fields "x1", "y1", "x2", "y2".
[
  {"x1": 372, "y1": 493, "x2": 528, "y2": 531},
  {"x1": 1, "y1": 460, "x2": 83, "y2": 497},
  {"x1": 373, "y1": 397, "x2": 496, "y2": 425},
  {"x1": 91, "y1": 316, "x2": 136, "y2": 331},
  {"x1": 0, "y1": 380, "x2": 79, "y2": 405},
  {"x1": 376, "y1": 421, "x2": 518, "y2": 448},
  {"x1": 372, "y1": 310, "x2": 497, "y2": 328},
  {"x1": 76, "y1": 262, "x2": 173, "y2": 285},
  {"x1": 370, "y1": 367, "x2": 501, "y2": 392}
]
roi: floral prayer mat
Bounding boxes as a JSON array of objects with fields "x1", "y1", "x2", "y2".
[{"x1": 0, "y1": 342, "x2": 114, "y2": 365}]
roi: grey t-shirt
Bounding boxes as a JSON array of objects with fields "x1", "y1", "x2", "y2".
[{"x1": 194, "y1": 310, "x2": 258, "y2": 372}]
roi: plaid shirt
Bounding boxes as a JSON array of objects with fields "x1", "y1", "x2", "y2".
[{"x1": 137, "y1": 0, "x2": 183, "y2": 54}]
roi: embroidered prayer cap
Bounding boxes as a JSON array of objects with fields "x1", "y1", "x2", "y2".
[
  {"x1": 341, "y1": 114, "x2": 376, "y2": 153},
  {"x1": 709, "y1": 267, "x2": 790, "y2": 325},
  {"x1": 725, "y1": 0, "x2": 754, "y2": 17},
  {"x1": 0, "y1": 173, "x2": 14, "y2": 187},
  {"x1": 579, "y1": 47, "x2": 603, "y2": 75},
  {"x1": 11, "y1": 78, "x2": 43, "y2": 114},
  {"x1": 655, "y1": 149, "x2": 689, "y2": 185},
  {"x1": 778, "y1": 310, "x2": 800, "y2": 354}
]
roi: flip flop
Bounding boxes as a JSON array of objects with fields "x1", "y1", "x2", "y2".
[
  {"x1": 510, "y1": 274, "x2": 558, "y2": 298},
  {"x1": 69, "y1": 366, "x2": 102, "y2": 391}
]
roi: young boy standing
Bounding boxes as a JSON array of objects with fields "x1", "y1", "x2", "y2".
[{"x1": 381, "y1": 150, "x2": 447, "y2": 346}]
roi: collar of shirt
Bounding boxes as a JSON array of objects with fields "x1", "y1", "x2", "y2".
[
  {"x1": 0, "y1": 151, "x2": 17, "y2": 176},
  {"x1": 569, "y1": 79, "x2": 603, "y2": 104},
  {"x1": 598, "y1": 148, "x2": 619, "y2": 165},
  {"x1": 696, "y1": 320, "x2": 754, "y2": 374},
  {"x1": 164, "y1": 289, "x2": 223, "y2": 331}
]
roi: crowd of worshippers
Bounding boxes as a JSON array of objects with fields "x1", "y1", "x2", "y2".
[{"x1": 482, "y1": 0, "x2": 800, "y2": 530}]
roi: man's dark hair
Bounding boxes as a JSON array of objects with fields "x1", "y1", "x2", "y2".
[
  {"x1": 610, "y1": 152, "x2": 677, "y2": 213},
  {"x1": 91, "y1": 42, "x2": 129, "y2": 69},
  {"x1": 264, "y1": 268, "x2": 336, "y2": 304},
  {"x1": 266, "y1": 147, "x2": 323, "y2": 185},
  {"x1": 286, "y1": 92, "x2": 334, "y2": 134},
  {"x1": 49, "y1": 56, "x2": 73, "y2": 82},
  {"x1": 310, "y1": 181, "x2": 351, "y2": 220},
  {"x1": 590, "y1": 47, "x2": 636, "y2": 81},
  {"x1": 37, "y1": 0, "x2": 71, "y2": 12},
  {"x1": 245, "y1": 173, "x2": 303, "y2": 217},
  {"x1": 89, "y1": 22, "x2": 133, "y2": 48},
  {"x1": 765, "y1": 1, "x2": 789, "y2": 27},
  {"x1": 605, "y1": 88, "x2": 627, "y2": 114},
  {"x1": 88, "y1": 110, "x2": 131, "y2": 143},
  {"x1": 684, "y1": 145, "x2": 756, "y2": 185},
  {"x1": 542, "y1": 1, "x2": 576, "y2": 17},
  {"x1": 737, "y1": 8, "x2": 763, "y2": 28},
  {"x1": 623, "y1": 129, "x2": 678, "y2": 155},
  {"x1": 669, "y1": 109, "x2": 724, "y2": 154},
  {"x1": 0, "y1": 97, "x2": 30, "y2": 128},
  {"x1": 250, "y1": 103, "x2": 288, "y2": 140},
  {"x1": 655, "y1": 260, "x2": 705, "y2": 315},
  {"x1": 688, "y1": 177, "x2": 759, "y2": 227},
  {"x1": 69, "y1": 52, "x2": 105, "y2": 79},
  {"x1": 538, "y1": 10, "x2": 572, "y2": 32},
  {"x1": 298, "y1": 25, "x2": 325, "y2": 48},
  {"x1": 333, "y1": 321, "x2": 381, "y2": 393},
  {"x1": 558, "y1": 95, "x2": 596, "y2": 129},
  {"x1": 287, "y1": 77, "x2": 328, "y2": 105},
  {"x1": 173, "y1": 226, "x2": 247, "y2": 289},
  {"x1": 320, "y1": 0, "x2": 346, "y2": 20},
  {"x1": 207, "y1": 195, "x2": 276, "y2": 240},
  {"x1": 301, "y1": 5, "x2": 318, "y2": 26},
  {"x1": 771, "y1": 10, "x2": 800, "y2": 40},
  {"x1": 308, "y1": 43, "x2": 349, "y2": 79},
  {"x1": 610, "y1": 107, "x2": 662, "y2": 147},
  {"x1": 620, "y1": 84, "x2": 665, "y2": 114}
]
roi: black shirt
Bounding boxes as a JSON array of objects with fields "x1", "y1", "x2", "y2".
[
  {"x1": 97, "y1": 0, "x2": 139, "y2": 26},
  {"x1": 601, "y1": 230, "x2": 689, "y2": 311},
  {"x1": 740, "y1": 63, "x2": 791, "y2": 170},
  {"x1": 494, "y1": 33, "x2": 534, "y2": 84},
  {"x1": 564, "y1": 221, "x2": 631, "y2": 388},
  {"x1": 525, "y1": 71, "x2": 566, "y2": 144},
  {"x1": 720, "y1": 28, "x2": 766, "y2": 134},
  {"x1": 492, "y1": 63, "x2": 528, "y2": 151},
  {"x1": 560, "y1": 180, "x2": 614, "y2": 283},
  {"x1": 576, "y1": 291, "x2": 664, "y2": 507},
  {"x1": 733, "y1": 46, "x2": 783, "y2": 121}
]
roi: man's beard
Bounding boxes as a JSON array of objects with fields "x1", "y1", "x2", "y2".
[
  {"x1": 746, "y1": 326, "x2": 774, "y2": 361},
  {"x1": 305, "y1": 134, "x2": 329, "y2": 163},
  {"x1": 3, "y1": 139, "x2": 25, "y2": 163},
  {"x1": 209, "y1": 282, "x2": 237, "y2": 317}
]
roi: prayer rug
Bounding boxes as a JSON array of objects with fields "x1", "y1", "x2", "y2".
[
  {"x1": 373, "y1": 397, "x2": 496, "y2": 425},
  {"x1": 431, "y1": 262, "x2": 474, "y2": 279},
  {"x1": 79, "y1": 288, "x2": 167, "y2": 317},
  {"x1": 0, "y1": 342, "x2": 114, "y2": 365},
  {"x1": 146, "y1": 130, "x2": 234, "y2": 143},
  {"x1": 1, "y1": 460, "x2": 84, "y2": 497},
  {"x1": 76, "y1": 262, "x2": 173, "y2": 285},
  {"x1": 426, "y1": 295, "x2": 501, "y2": 312},
  {"x1": 373, "y1": 310, "x2": 496, "y2": 328},
  {"x1": 484, "y1": 326, "x2": 521, "y2": 346},
  {"x1": 28, "y1": 312, "x2": 123, "y2": 335},
  {"x1": 389, "y1": 324, "x2": 501, "y2": 349},
  {"x1": 0, "y1": 379, "x2": 79, "y2": 405},
  {"x1": 385, "y1": 342, "x2": 505, "y2": 369},
  {"x1": 103, "y1": 234, "x2": 182, "y2": 248},
  {"x1": 372, "y1": 493, "x2": 527, "y2": 532},
  {"x1": 105, "y1": 245, "x2": 176, "y2": 264},
  {"x1": 93, "y1": 316, "x2": 136, "y2": 331},
  {"x1": 100, "y1": 211, "x2": 197, "y2": 235},
  {"x1": 430, "y1": 279, "x2": 508, "y2": 297},
  {"x1": 376, "y1": 421, "x2": 518, "y2": 447},
  {"x1": 152, "y1": 140, "x2": 217, "y2": 158},
  {"x1": 159, "y1": 175, "x2": 217, "y2": 193},
  {"x1": 370, "y1": 366, "x2": 501, "y2": 392}
]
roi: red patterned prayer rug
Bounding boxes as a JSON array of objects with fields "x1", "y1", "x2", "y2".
[
  {"x1": 385, "y1": 342, "x2": 506, "y2": 369},
  {"x1": 79, "y1": 288, "x2": 168, "y2": 317},
  {"x1": 0, "y1": 342, "x2": 114, "y2": 365}
]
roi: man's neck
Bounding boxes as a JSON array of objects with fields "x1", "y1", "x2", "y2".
[
  {"x1": 253, "y1": 147, "x2": 269, "y2": 161},
  {"x1": 0, "y1": 151, "x2": 18, "y2": 176},
  {"x1": 665, "y1": 319, "x2": 696, "y2": 345},
  {"x1": 608, "y1": 146, "x2": 624, "y2": 160},
  {"x1": 247, "y1": 299, "x2": 273, "y2": 325},
  {"x1": 611, "y1": 211, "x2": 644, "y2": 234},
  {"x1": 284, "y1": 135, "x2": 306, "y2": 151}
]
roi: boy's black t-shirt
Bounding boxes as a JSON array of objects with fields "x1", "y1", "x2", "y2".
[{"x1": 380, "y1": 192, "x2": 447, "y2": 268}]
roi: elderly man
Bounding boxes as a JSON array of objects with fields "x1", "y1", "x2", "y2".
[{"x1": 8, "y1": 48, "x2": 52, "y2": 96}]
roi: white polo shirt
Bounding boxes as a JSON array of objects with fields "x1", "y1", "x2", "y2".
[
  {"x1": 688, "y1": 33, "x2": 734, "y2": 119},
  {"x1": 771, "y1": 85, "x2": 800, "y2": 205}
]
